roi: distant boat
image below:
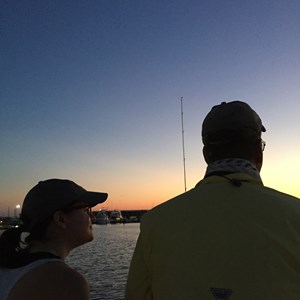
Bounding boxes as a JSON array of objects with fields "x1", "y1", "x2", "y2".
[
  {"x1": 95, "y1": 210, "x2": 109, "y2": 225},
  {"x1": 128, "y1": 216, "x2": 138, "y2": 223},
  {"x1": 110, "y1": 210, "x2": 123, "y2": 224}
]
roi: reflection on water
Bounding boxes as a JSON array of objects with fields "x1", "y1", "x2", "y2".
[{"x1": 66, "y1": 223, "x2": 139, "y2": 300}]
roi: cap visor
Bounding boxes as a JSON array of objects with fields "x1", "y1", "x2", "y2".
[{"x1": 80, "y1": 192, "x2": 108, "y2": 207}]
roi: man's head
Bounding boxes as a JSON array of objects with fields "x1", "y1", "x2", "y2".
[{"x1": 202, "y1": 101, "x2": 266, "y2": 170}]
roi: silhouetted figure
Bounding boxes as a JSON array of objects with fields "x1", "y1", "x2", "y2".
[
  {"x1": 0, "y1": 179, "x2": 107, "y2": 300},
  {"x1": 126, "y1": 101, "x2": 300, "y2": 300}
]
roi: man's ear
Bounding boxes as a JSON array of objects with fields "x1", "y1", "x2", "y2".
[
  {"x1": 52, "y1": 211, "x2": 67, "y2": 229},
  {"x1": 203, "y1": 146, "x2": 210, "y2": 164},
  {"x1": 251, "y1": 142, "x2": 263, "y2": 172}
]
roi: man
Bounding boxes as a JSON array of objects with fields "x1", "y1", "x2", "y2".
[{"x1": 125, "y1": 101, "x2": 300, "y2": 300}]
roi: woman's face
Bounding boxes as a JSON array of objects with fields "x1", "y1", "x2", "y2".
[{"x1": 63, "y1": 204, "x2": 95, "y2": 248}]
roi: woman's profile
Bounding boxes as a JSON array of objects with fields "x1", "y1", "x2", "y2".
[{"x1": 0, "y1": 178, "x2": 108, "y2": 300}]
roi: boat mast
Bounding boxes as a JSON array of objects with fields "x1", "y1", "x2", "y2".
[{"x1": 181, "y1": 97, "x2": 187, "y2": 192}]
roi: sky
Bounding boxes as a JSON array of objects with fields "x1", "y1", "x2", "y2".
[{"x1": 1, "y1": 0, "x2": 300, "y2": 216}]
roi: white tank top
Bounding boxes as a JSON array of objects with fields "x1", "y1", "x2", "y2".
[{"x1": 0, "y1": 258, "x2": 62, "y2": 300}]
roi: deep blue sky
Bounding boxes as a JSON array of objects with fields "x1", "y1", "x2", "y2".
[{"x1": 1, "y1": 0, "x2": 299, "y2": 215}]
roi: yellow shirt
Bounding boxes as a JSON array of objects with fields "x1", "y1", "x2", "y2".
[{"x1": 126, "y1": 174, "x2": 300, "y2": 300}]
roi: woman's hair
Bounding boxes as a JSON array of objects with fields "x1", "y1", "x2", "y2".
[
  {"x1": 0, "y1": 226, "x2": 27, "y2": 268},
  {"x1": 0, "y1": 216, "x2": 53, "y2": 268}
]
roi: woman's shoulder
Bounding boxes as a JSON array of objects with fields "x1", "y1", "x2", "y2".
[
  {"x1": 9, "y1": 261, "x2": 89, "y2": 300},
  {"x1": 26, "y1": 260, "x2": 84, "y2": 278}
]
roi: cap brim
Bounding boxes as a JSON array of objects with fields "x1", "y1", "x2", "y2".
[{"x1": 80, "y1": 192, "x2": 108, "y2": 207}]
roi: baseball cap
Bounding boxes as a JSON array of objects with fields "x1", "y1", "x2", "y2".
[
  {"x1": 21, "y1": 179, "x2": 108, "y2": 230},
  {"x1": 202, "y1": 101, "x2": 266, "y2": 145}
]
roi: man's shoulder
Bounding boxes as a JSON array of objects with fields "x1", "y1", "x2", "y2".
[
  {"x1": 142, "y1": 181, "x2": 300, "y2": 223},
  {"x1": 141, "y1": 190, "x2": 194, "y2": 223},
  {"x1": 261, "y1": 185, "x2": 300, "y2": 203}
]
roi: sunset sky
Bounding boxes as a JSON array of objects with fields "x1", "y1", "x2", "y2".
[{"x1": 1, "y1": 0, "x2": 299, "y2": 216}]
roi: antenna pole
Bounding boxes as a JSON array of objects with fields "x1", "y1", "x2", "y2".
[{"x1": 181, "y1": 97, "x2": 187, "y2": 192}]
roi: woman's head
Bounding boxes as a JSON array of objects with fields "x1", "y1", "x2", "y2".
[
  {"x1": 21, "y1": 179, "x2": 108, "y2": 233},
  {"x1": 0, "y1": 179, "x2": 108, "y2": 268}
]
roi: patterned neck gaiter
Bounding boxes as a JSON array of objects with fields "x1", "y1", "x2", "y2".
[{"x1": 205, "y1": 158, "x2": 261, "y2": 180}]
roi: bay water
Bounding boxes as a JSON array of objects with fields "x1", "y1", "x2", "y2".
[{"x1": 66, "y1": 223, "x2": 140, "y2": 300}]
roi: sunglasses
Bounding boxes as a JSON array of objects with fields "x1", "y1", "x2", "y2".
[{"x1": 61, "y1": 204, "x2": 93, "y2": 218}]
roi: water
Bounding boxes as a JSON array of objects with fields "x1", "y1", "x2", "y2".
[{"x1": 65, "y1": 223, "x2": 140, "y2": 300}]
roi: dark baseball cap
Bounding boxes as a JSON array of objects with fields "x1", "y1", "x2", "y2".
[
  {"x1": 21, "y1": 179, "x2": 108, "y2": 230},
  {"x1": 202, "y1": 101, "x2": 266, "y2": 145}
]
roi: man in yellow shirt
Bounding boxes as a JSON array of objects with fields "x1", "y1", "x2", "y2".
[{"x1": 125, "y1": 101, "x2": 300, "y2": 300}]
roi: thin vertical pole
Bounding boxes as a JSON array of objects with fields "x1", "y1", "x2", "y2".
[{"x1": 181, "y1": 97, "x2": 187, "y2": 192}]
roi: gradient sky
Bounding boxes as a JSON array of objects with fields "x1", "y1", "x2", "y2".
[{"x1": 1, "y1": 0, "x2": 300, "y2": 216}]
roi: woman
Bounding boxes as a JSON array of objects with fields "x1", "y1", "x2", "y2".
[{"x1": 0, "y1": 178, "x2": 108, "y2": 300}]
